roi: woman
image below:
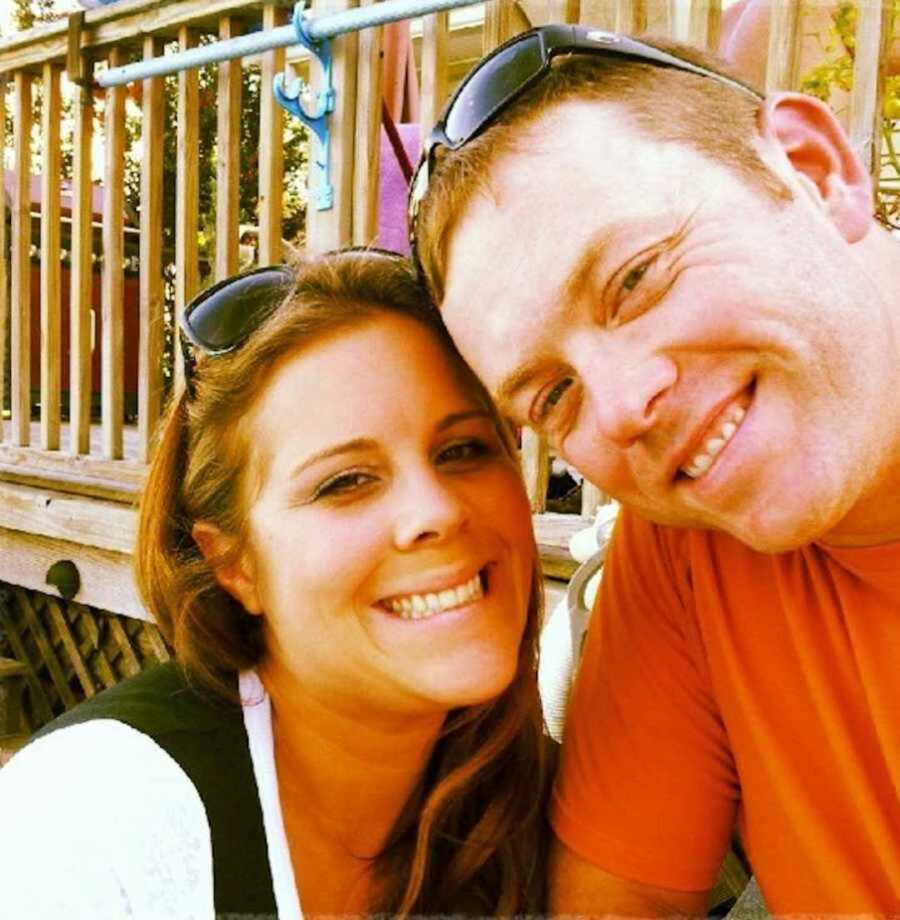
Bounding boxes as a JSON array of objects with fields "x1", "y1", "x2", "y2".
[{"x1": 0, "y1": 249, "x2": 551, "y2": 918}]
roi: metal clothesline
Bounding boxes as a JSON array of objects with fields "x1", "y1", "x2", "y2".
[{"x1": 96, "y1": 0, "x2": 484, "y2": 88}]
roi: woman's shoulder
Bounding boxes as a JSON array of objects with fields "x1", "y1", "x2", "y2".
[{"x1": 0, "y1": 718, "x2": 214, "y2": 918}]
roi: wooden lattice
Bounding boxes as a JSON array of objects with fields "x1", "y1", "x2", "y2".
[{"x1": 0, "y1": 581, "x2": 171, "y2": 736}]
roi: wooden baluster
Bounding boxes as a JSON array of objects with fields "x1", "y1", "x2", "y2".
[
  {"x1": 102, "y1": 47, "x2": 126, "y2": 460},
  {"x1": 521, "y1": 428, "x2": 551, "y2": 513},
  {"x1": 216, "y1": 16, "x2": 243, "y2": 281},
  {"x1": 138, "y1": 36, "x2": 165, "y2": 464},
  {"x1": 848, "y1": 0, "x2": 892, "y2": 178},
  {"x1": 306, "y1": 0, "x2": 359, "y2": 254},
  {"x1": 765, "y1": 0, "x2": 802, "y2": 93},
  {"x1": 352, "y1": 0, "x2": 383, "y2": 246},
  {"x1": 175, "y1": 27, "x2": 200, "y2": 392},
  {"x1": 70, "y1": 73, "x2": 94, "y2": 456},
  {"x1": 580, "y1": 1, "x2": 616, "y2": 29},
  {"x1": 420, "y1": 11, "x2": 449, "y2": 135},
  {"x1": 40, "y1": 62, "x2": 63, "y2": 452},
  {"x1": 259, "y1": 4, "x2": 287, "y2": 265},
  {"x1": 0, "y1": 77, "x2": 7, "y2": 444},
  {"x1": 549, "y1": 0, "x2": 581, "y2": 24},
  {"x1": 617, "y1": 0, "x2": 647, "y2": 34},
  {"x1": 688, "y1": 0, "x2": 721, "y2": 51},
  {"x1": 11, "y1": 72, "x2": 33, "y2": 448},
  {"x1": 484, "y1": 0, "x2": 517, "y2": 53},
  {"x1": 581, "y1": 479, "x2": 605, "y2": 517},
  {"x1": 645, "y1": 0, "x2": 673, "y2": 37}
]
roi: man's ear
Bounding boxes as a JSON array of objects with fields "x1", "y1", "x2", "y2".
[
  {"x1": 758, "y1": 91, "x2": 873, "y2": 242},
  {"x1": 192, "y1": 521, "x2": 263, "y2": 616}
]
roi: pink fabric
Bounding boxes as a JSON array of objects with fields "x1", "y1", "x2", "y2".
[{"x1": 377, "y1": 122, "x2": 420, "y2": 255}]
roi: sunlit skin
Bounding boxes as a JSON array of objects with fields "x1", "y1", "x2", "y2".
[
  {"x1": 441, "y1": 96, "x2": 900, "y2": 553},
  {"x1": 194, "y1": 312, "x2": 535, "y2": 913}
]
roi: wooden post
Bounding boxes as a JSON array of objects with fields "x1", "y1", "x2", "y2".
[
  {"x1": 102, "y1": 47, "x2": 126, "y2": 461},
  {"x1": 521, "y1": 428, "x2": 550, "y2": 513},
  {"x1": 138, "y1": 37, "x2": 165, "y2": 464},
  {"x1": 216, "y1": 16, "x2": 243, "y2": 281},
  {"x1": 420, "y1": 11, "x2": 449, "y2": 135},
  {"x1": 175, "y1": 27, "x2": 201, "y2": 392},
  {"x1": 40, "y1": 63, "x2": 63, "y2": 453},
  {"x1": 259, "y1": 4, "x2": 287, "y2": 265},
  {"x1": 581, "y1": 479, "x2": 605, "y2": 516},
  {"x1": 70, "y1": 74, "x2": 94, "y2": 456},
  {"x1": 484, "y1": 0, "x2": 516, "y2": 54},
  {"x1": 646, "y1": 0, "x2": 673, "y2": 37},
  {"x1": 11, "y1": 72, "x2": 33, "y2": 448},
  {"x1": 549, "y1": 0, "x2": 581, "y2": 24},
  {"x1": 352, "y1": 0, "x2": 383, "y2": 246},
  {"x1": 617, "y1": 0, "x2": 647, "y2": 34},
  {"x1": 765, "y1": 0, "x2": 801, "y2": 93},
  {"x1": 580, "y1": 1, "x2": 616, "y2": 29},
  {"x1": 848, "y1": 0, "x2": 890, "y2": 177},
  {"x1": 306, "y1": 0, "x2": 360, "y2": 254},
  {"x1": 688, "y1": 0, "x2": 721, "y2": 51},
  {"x1": 0, "y1": 77, "x2": 7, "y2": 444}
]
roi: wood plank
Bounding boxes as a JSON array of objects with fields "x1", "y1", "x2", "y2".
[
  {"x1": 579, "y1": 0, "x2": 616, "y2": 29},
  {"x1": 216, "y1": 16, "x2": 243, "y2": 281},
  {"x1": 138, "y1": 36, "x2": 166, "y2": 464},
  {"x1": 69, "y1": 604, "x2": 119, "y2": 688},
  {"x1": 0, "y1": 528, "x2": 151, "y2": 624},
  {"x1": 10, "y1": 72, "x2": 33, "y2": 448},
  {"x1": 102, "y1": 47, "x2": 126, "y2": 460},
  {"x1": 70, "y1": 77, "x2": 94, "y2": 456},
  {"x1": 0, "y1": 77, "x2": 7, "y2": 443},
  {"x1": 420, "y1": 11, "x2": 449, "y2": 137},
  {"x1": 352, "y1": 0, "x2": 382, "y2": 246},
  {"x1": 40, "y1": 62, "x2": 63, "y2": 453},
  {"x1": 108, "y1": 617, "x2": 143, "y2": 676},
  {"x1": 688, "y1": 0, "x2": 721, "y2": 51},
  {"x1": 306, "y1": 0, "x2": 360, "y2": 253},
  {"x1": 0, "y1": 0, "x2": 292, "y2": 76},
  {"x1": 175, "y1": 26, "x2": 200, "y2": 392},
  {"x1": 44, "y1": 597, "x2": 97, "y2": 698},
  {"x1": 848, "y1": 0, "x2": 888, "y2": 176},
  {"x1": 548, "y1": 0, "x2": 581, "y2": 24},
  {"x1": 484, "y1": 0, "x2": 516, "y2": 54},
  {"x1": 0, "y1": 596, "x2": 54, "y2": 724},
  {"x1": 520, "y1": 428, "x2": 550, "y2": 513},
  {"x1": 765, "y1": 0, "x2": 801, "y2": 93},
  {"x1": 13, "y1": 588, "x2": 77, "y2": 709},
  {"x1": 645, "y1": 0, "x2": 673, "y2": 37},
  {"x1": 617, "y1": 0, "x2": 647, "y2": 34},
  {"x1": 0, "y1": 480, "x2": 136, "y2": 553},
  {"x1": 0, "y1": 441, "x2": 143, "y2": 502},
  {"x1": 258, "y1": 4, "x2": 287, "y2": 264}
]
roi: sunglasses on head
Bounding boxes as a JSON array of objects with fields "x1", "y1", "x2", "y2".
[
  {"x1": 178, "y1": 248, "x2": 410, "y2": 397},
  {"x1": 408, "y1": 24, "x2": 762, "y2": 263}
]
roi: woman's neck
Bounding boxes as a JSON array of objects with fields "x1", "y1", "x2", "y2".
[{"x1": 259, "y1": 658, "x2": 445, "y2": 859}]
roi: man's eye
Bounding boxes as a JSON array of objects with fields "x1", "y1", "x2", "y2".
[
  {"x1": 621, "y1": 261, "x2": 650, "y2": 292},
  {"x1": 534, "y1": 378, "x2": 574, "y2": 423},
  {"x1": 313, "y1": 471, "x2": 375, "y2": 500}
]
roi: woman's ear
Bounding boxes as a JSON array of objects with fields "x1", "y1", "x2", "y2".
[
  {"x1": 758, "y1": 91, "x2": 873, "y2": 242},
  {"x1": 192, "y1": 521, "x2": 264, "y2": 616}
]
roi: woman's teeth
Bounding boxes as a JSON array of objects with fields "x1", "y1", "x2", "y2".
[
  {"x1": 682, "y1": 404, "x2": 746, "y2": 480},
  {"x1": 386, "y1": 573, "x2": 483, "y2": 620}
]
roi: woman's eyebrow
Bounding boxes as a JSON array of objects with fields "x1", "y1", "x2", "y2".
[
  {"x1": 436, "y1": 409, "x2": 492, "y2": 432},
  {"x1": 289, "y1": 438, "x2": 378, "y2": 480}
]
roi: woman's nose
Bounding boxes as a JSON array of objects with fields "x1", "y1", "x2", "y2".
[{"x1": 392, "y1": 471, "x2": 470, "y2": 551}]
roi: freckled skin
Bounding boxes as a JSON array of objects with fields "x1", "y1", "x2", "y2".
[{"x1": 442, "y1": 99, "x2": 900, "y2": 552}]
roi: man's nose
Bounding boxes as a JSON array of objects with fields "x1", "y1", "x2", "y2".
[
  {"x1": 582, "y1": 350, "x2": 677, "y2": 448},
  {"x1": 392, "y1": 470, "x2": 470, "y2": 551}
]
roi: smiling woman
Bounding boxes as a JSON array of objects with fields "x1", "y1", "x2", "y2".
[{"x1": 0, "y1": 250, "x2": 551, "y2": 918}]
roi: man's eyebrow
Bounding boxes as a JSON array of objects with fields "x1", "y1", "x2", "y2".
[
  {"x1": 561, "y1": 224, "x2": 623, "y2": 304},
  {"x1": 290, "y1": 438, "x2": 377, "y2": 479},
  {"x1": 494, "y1": 363, "x2": 546, "y2": 416}
]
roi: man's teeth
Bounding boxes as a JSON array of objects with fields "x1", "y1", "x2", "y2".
[
  {"x1": 386, "y1": 573, "x2": 483, "y2": 620},
  {"x1": 682, "y1": 405, "x2": 746, "y2": 480}
]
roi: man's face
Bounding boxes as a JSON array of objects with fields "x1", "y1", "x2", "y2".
[{"x1": 441, "y1": 99, "x2": 895, "y2": 552}]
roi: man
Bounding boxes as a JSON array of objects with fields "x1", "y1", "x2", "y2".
[{"x1": 409, "y1": 25, "x2": 900, "y2": 915}]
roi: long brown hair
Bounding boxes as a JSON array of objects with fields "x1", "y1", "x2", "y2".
[{"x1": 136, "y1": 249, "x2": 551, "y2": 915}]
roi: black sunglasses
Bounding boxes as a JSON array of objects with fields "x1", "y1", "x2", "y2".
[
  {"x1": 178, "y1": 249, "x2": 410, "y2": 396},
  {"x1": 408, "y1": 25, "x2": 762, "y2": 260}
]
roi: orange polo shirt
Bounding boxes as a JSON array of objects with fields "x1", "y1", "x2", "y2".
[{"x1": 552, "y1": 508, "x2": 900, "y2": 913}]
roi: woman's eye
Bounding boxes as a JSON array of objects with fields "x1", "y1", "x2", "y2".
[
  {"x1": 437, "y1": 439, "x2": 490, "y2": 465},
  {"x1": 313, "y1": 471, "x2": 375, "y2": 500}
]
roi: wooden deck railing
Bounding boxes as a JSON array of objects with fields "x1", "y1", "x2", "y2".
[{"x1": 0, "y1": 0, "x2": 895, "y2": 612}]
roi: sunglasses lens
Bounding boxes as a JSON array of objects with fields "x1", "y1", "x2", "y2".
[
  {"x1": 444, "y1": 33, "x2": 545, "y2": 146},
  {"x1": 186, "y1": 268, "x2": 292, "y2": 352}
]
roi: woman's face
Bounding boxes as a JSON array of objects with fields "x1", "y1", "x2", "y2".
[{"x1": 229, "y1": 311, "x2": 535, "y2": 719}]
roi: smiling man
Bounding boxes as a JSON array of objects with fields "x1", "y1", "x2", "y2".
[{"x1": 409, "y1": 25, "x2": 900, "y2": 916}]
